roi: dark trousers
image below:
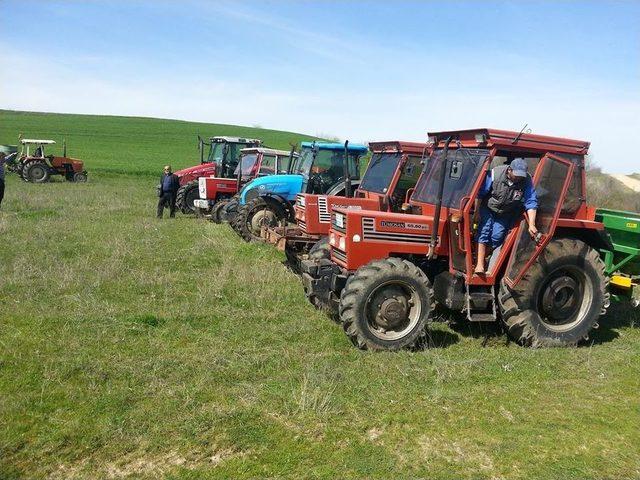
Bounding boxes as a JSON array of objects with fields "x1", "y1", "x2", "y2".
[
  {"x1": 0, "y1": 179, "x2": 4, "y2": 208},
  {"x1": 157, "y1": 192, "x2": 177, "y2": 218}
]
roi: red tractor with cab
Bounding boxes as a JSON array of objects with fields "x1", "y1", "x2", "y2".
[
  {"x1": 263, "y1": 141, "x2": 430, "y2": 273},
  {"x1": 174, "y1": 136, "x2": 262, "y2": 214},
  {"x1": 193, "y1": 147, "x2": 297, "y2": 222},
  {"x1": 14, "y1": 138, "x2": 87, "y2": 183},
  {"x1": 300, "y1": 128, "x2": 619, "y2": 351}
]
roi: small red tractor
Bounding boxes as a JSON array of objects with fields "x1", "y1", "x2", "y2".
[
  {"x1": 13, "y1": 138, "x2": 87, "y2": 183},
  {"x1": 175, "y1": 136, "x2": 262, "y2": 214},
  {"x1": 263, "y1": 141, "x2": 430, "y2": 272},
  {"x1": 300, "y1": 128, "x2": 631, "y2": 351},
  {"x1": 193, "y1": 147, "x2": 296, "y2": 223}
]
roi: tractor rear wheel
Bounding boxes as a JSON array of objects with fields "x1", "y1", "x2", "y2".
[
  {"x1": 73, "y1": 172, "x2": 88, "y2": 182},
  {"x1": 498, "y1": 238, "x2": 609, "y2": 347},
  {"x1": 233, "y1": 197, "x2": 287, "y2": 242},
  {"x1": 340, "y1": 258, "x2": 433, "y2": 351},
  {"x1": 23, "y1": 160, "x2": 50, "y2": 183},
  {"x1": 210, "y1": 199, "x2": 230, "y2": 224},
  {"x1": 176, "y1": 180, "x2": 200, "y2": 214}
]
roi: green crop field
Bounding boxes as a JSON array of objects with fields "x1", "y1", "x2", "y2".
[{"x1": 1, "y1": 110, "x2": 639, "y2": 480}]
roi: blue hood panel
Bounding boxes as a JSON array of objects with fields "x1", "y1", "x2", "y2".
[{"x1": 240, "y1": 174, "x2": 304, "y2": 204}]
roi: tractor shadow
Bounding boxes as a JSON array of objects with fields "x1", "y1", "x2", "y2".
[{"x1": 586, "y1": 302, "x2": 638, "y2": 345}]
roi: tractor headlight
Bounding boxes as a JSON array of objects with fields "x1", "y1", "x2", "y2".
[
  {"x1": 334, "y1": 212, "x2": 345, "y2": 229},
  {"x1": 352, "y1": 234, "x2": 361, "y2": 242},
  {"x1": 339, "y1": 237, "x2": 346, "y2": 251},
  {"x1": 198, "y1": 177, "x2": 207, "y2": 198},
  {"x1": 329, "y1": 233, "x2": 336, "y2": 246}
]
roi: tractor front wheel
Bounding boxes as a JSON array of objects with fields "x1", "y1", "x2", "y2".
[
  {"x1": 233, "y1": 197, "x2": 287, "y2": 242},
  {"x1": 498, "y1": 238, "x2": 609, "y2": 347},
  {"x1": 308, "y1": 237, "x2": 331, "y2": 261},
  {"x1": 23, "y1": 160, "x2": 50, "y2": 183},
  {"x1": 176, "y1": 180, "x2": 200, "y2": 214},
  {"x1": 210, "y1": 199, "x2": 231, "y2": 224},
  {"x1": 340, "y1": 258, "x2": 434, "y2": 351},
  {"x1": 73, "y1": 172, "x2": 88, "y2": 182}
]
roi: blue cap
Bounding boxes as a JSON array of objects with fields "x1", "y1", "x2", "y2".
[{"x1": 510, "y1": 158, "x2": 528, "y2": 177}]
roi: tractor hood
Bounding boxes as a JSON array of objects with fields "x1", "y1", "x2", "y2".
[
  {"x1": 174, "y1": 162, "x2": 217, "y2": 177},
  {"x1": 240, "y1": 174, "x2": 303, "y2": 205},
  {"x1": 173, "y1": 162, "x2": 218, "y2": 185}
]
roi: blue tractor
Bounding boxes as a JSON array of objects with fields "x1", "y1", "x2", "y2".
[{"x1": 231, "y1": 141, "x2": 368, "y2": 241}]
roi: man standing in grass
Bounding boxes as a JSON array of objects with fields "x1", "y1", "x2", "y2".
[
  {"x1": 157, "y1": 165, "x2": 180, "y2": 218},
  {"x1": 0, "y1": 152, "x2": 7, "y2": 209}
]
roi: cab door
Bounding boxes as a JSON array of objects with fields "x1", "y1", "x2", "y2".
[{"x1": 503, "y1": 154, "x2": 574, "y2": 287}]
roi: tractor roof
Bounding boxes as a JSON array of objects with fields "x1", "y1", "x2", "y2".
[
  {"x1": 427, "y1": 128, "x2": 590, "y2": 155},
  {"x1": 300, "y1": 141, "x2": 368, "y2": 153},
  {"x1": 21, "y1": 139, "x2": 56, "y2": 145},
  {"x1": 210, "y1": 136, "x2": 262, "y2": 144},
  {"x1": 369, "y1": 141, "x2": 429, "y2": 156},
  {"x1": 240, "y1": 147, "x2": 294, "y2": 156}
]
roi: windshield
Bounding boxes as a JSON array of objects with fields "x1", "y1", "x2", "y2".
[
  {"x1": 293, "y1": 149, "x2": 315, "y2": 175},
  {"x1": 359, "y1": 153, "x2": 402, "y2": 193},
  {"x1": 207, "y1": 143, "x2": 225, "y2": 163},
  {"x1": 233, "y1": 154, "x2": 258, "y2": 176},
  {"x1": 293, "y1": 148, "x2": 360, "y2": 178},
  {"x1": 412, "y1": 148, "x2": 490, "y2": 208}
]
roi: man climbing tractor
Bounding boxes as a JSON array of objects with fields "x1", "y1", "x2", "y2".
[{"x1": 474, "y1": 158, "x2": 538, "y2": 274}]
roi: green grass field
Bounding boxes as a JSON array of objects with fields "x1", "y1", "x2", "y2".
[{"x1": 1, "y1": 111, "x2": 639, "y2": 479}]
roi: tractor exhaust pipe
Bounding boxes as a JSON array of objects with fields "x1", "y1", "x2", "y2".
[
  {"x1": 236, "y1": 154, "x2": 243, "y2": 192},
  {"x1": 287, "y1": 143, "x2": 296, "y2": 174},
  {"x1": 63, "y1": 139, "x2": 67, "y2": 157},
  {"x1": 428, "y1": 136, "x2": 453, "y2": 259},
  {"x1": 343, "y1": 140, "x2": 352, "y2": 198}
]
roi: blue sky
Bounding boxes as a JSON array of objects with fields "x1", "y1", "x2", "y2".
[{"x1": 1, "y1": 0, "x2": 639, "y2": 172}]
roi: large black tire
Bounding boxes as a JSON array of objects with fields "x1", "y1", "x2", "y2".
[
  {"x1": 308, "y1": 237, "x2": 331, "y2": 261},
  {"x1": 175, "y1": 180, "x2": 200, "y2": 214},
  {"x1": 22, "y1": 160, "x2": 50, "y2": 183},
  {"x1": 210, "y1": 199, "x2": 230, "y2": 224},
  {"x1": 340, "y1": 258, "x2": 434, "y2": 351},
  {"x1": 232, "y1": 197, "x2": 287, "y2": 242},
  {"x1": 225, "y1": 197, "x2": 241, "y2": 227},
  {"x1": 498, "y1": 238, "x2": 609, "y2": 348},
  {"x1": 72, "y1": 172, "x2": 88, "y2": 182}
]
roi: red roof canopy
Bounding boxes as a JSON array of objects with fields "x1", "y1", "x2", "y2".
[
  {"x1": 369, "y1": 141, "x2": 429, "y2": 156},
  {"x1": 427, "y1": 128, "x2": 590, "y2": 155}
]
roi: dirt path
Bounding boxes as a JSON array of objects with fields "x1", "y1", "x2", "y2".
[{"x1": 611, "y1": 174, "x2": 640, "y2": 193}]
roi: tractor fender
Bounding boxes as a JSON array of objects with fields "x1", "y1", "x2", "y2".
[
  {"x1": 326, "y1": 179, "x2": 362, "y2": 197},
  {"x1": 259, "y1": 193, "x2": 295, "y2": 221}
]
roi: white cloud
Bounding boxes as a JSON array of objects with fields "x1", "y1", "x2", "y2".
[{"x1": 1, "y1": 43, "x2": 638, "y2": 173}]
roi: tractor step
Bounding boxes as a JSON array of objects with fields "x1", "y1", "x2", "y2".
[
  {"x1": 465, "y1": 284, "x2": 497, "y2": 322},
  {"x1": 468, "y1": 313, "x2": 497, "y2": 322}
]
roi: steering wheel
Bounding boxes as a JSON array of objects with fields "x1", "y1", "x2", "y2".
[{"x1": 309, "y1": 173, "x2": 328, "y2": 193}]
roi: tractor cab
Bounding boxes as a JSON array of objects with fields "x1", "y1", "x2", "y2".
[
  {"x1": 231, "y1": 141, "x2": 368, "y2": 242},
  {"x1": 174, "y1": 136, "x2": 262, "y2": 214},
  {"x1": 301, "y1": 129, "x2": 612, "y2": 351},
  {"x1": 262, "y1": 141, "x2": 429, "y2": 270}
]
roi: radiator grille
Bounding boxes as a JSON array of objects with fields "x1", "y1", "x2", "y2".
[
  {"x1": 298, "y1": 220, "x2": 307, "y2": 233},
  {"x1": 318, "y1": 196, "x2": 330, "y2": 223},
  {"x1": 332, "y1": 247, "x2": 347, "y2": 264},
  {"x1": 361, "y1": 217, "x2": 431, "y2": 243}
]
